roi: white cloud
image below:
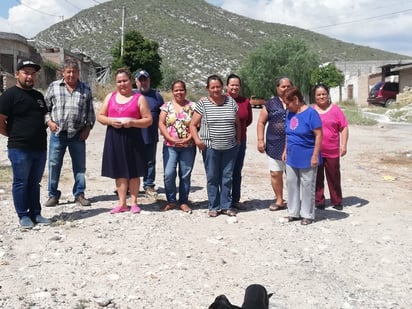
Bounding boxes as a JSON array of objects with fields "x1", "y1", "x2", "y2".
[
  {"x1": 0, "y1": 0, "x2": 110, "y2": 38},
  {"x1": 213, "y1": 0, "x2": 412, "y2": 56},
  {"x1": 1, "y1": 0, "x2": 411, "y2": 57}
]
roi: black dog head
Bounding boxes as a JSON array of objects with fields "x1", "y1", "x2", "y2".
[
  {"x1": 208, "y1": 294, "x2": 241, "y2": 309},
  {"x1": 241, "y1": 284, "x2": 273, "y2": 309}
]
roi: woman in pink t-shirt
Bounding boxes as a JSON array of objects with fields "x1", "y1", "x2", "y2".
[{"x1": 312, "y1": 84, "x2": 349, "y2": 210}]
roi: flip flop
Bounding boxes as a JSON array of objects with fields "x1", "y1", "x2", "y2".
[
  {"x1": 180, "y1": 204, "x2": 192, "y2": 214},
  {"x1": 269, "y1": 204, "x2": 286, "y2": 211},
  {"x1": 163, "y1": 203, "x2": 176, "y2": 211},
  {"x1": 208, "y1": 210, "x2": 218, "y2": 217},
  {"x1": 130, "y1": 204, "x2": 141, "y2": 214},
  {"x1": 285, "y1": 216, "x2": 301, "y2": 222},
  {"x1": 110, "y1": 206, "x2": 129, "y2": 214},
  {"x1": 221, "y1": 209, "x2": 237, "y2": 216}
]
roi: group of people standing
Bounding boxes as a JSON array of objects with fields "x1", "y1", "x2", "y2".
[
  {"x1": 258, "y1": 78, "x2": 348, "y2": 225},
  {"x1": 0, "y1": 58, "x2": 348, "y2": 228},
  {"x1": 0, "y1": 60, "x2": 163, "y2": 228},
  {"x1": 0, "y1": 59, "x2": 96, "y2": 228},
  {"x1": 99, "y1": 70, "x2": 250, "y2": 218}
]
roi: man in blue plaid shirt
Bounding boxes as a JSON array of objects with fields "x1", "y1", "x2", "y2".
[{"x1": 44, "y1": 59, "x2": 95, "y2": 207}]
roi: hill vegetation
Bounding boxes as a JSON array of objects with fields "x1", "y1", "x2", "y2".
[{"x1": 34, "y1": 0, "x2": 409, "y2": 90}]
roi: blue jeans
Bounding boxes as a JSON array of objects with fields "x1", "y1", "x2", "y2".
[
  {"x1": 202, "y1": 145, "x2": 239, "y2": 211},
  {"x1": 48, "y1": 131, "x2": 86, "y2": 198},
  {"x1": 232, "y1": 140, "x2": 246, "y2": 203},
  {"x1": 163, "y1": 145, "x2": 196, "y2": 204},
  {"x1": 143, "y1": 142, "x2": 157, "y2": 189},
  {"x1": 8, "y1": 148, "x2": 46, "y2": 219}
]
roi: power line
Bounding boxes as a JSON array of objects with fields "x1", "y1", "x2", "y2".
[
  {"x1": 13, "y1": 0, "x2": 62, "y2": 18},
  {"x1": 310, "y1": 7, "x2": 412, "y2": 30},
  {"x1": 63, "y1": 0, "x2": 82, "y2": 11}
]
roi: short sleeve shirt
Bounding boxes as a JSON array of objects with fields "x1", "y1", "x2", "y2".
[
  {"x1": 265, "y1": 97, "x2": 286, "y2": 160},
  {"x1": 160, "y1": 100, "x2": 195, "y2": 147},
  {"x1": 0, "y1": 86, "x2": 47, "y2": 150}
]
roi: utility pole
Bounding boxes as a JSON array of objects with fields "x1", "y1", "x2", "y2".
[{"x1": 120, "y1": 6, "x2": 125, "y2": 57}]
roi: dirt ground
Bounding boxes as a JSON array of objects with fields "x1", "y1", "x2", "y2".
[{"x1": 0, "y1": 108, "x2": 411, "y2": 308}]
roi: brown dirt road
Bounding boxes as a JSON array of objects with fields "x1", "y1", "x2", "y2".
[{"x1": 0, "y1": 108, "x2": 411, "y2": 308}]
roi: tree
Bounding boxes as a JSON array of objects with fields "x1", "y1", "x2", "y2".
[
  {"x1": 239, "y1": 38, "x2": 319, "y2": 99},
  {"x1": 111, "y1": 30, "x2": 162, "y2": 87},
  {"x1": 310, "y1": 63, "x2": 344, "y2": 88},
  {"x1": 160, "y1": 62, "x2": 183, "y2": 91}
]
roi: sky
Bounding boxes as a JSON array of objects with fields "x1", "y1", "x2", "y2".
[{"x1": 1, "y1": 0, "x2": 411, "y2": 57}]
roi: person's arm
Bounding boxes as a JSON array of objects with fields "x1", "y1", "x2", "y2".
[
  {"x1": 282, "y1": 140, "x2": 287, "y2": 161},
  {"x1": 189, "y1": 111, "x2": 205, "y2": 151},
  {"x1": 235, "y1": 114, "x2": 241, "y2": 144},
  {"x1": 85, "y1": 89, "x2": 96, "y2": 128},
  {"x1": 79, "y1": 126, "x2": 91, "y2": 141},
  {"x1": 158, "y1": 110, "x2": 174, "y2": 144},
  {"x1": 340, "y1": 126, "x2": 349, "y2": 157},
  {"x1": 0, "y1": 114, "x2": 8, "y2": 137},
  {"x1": 79, "y1": 91, "x2": 94, "y2": 141},
  {"x1": 44, "y1": 84, "x2": 59, "y2": 133},
  {"x1": 256, "y1": 106, "x2": 268, "y2": 153},
  {"x1": 246, "y1": 98, "x2": 253, "y2": 127},
  {"x1": 311, "y1": 127, "x2": 323, "y2": 167}
]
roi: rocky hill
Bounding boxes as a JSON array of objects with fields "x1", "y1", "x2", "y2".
[{"x1": 34, "y1": 0, "x2": 408, "y2": 88}]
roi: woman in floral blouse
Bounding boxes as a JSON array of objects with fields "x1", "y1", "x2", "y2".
[{"x1": 158, "y1": 80, "x2": 196, "y2": 213}]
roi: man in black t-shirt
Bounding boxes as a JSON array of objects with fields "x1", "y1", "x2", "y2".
[{"x1": 0, "y1": 59, "x2": 51, "y2": 229}]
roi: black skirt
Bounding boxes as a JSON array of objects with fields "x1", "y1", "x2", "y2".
[{"x1": 101, "y1": 126, "x2": 147, "y2": 179}]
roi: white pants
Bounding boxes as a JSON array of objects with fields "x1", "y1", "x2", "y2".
[{"x1": 286, "y1": 165, "x2": 317, "y2": 220}]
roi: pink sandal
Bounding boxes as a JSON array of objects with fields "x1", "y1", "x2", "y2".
[
  {"x1": 110, "y1": 206, "x2": 129, "y2": 214},
  {"x1": 130, "y1": 204, "x2": 141, "y2": 214}
]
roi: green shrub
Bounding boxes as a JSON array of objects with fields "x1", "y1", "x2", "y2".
[{"x1": 338, "y1": 101, "x2": 377, "y2": 125}]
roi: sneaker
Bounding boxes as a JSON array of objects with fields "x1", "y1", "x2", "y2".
[
  {"x1": 333, "y1": 204, "x2": 343, "y2": 210},
  {"x1": 19, "y1": 216, "x2": 34, "y2": 229},
  {"x1": 130, "y1": 204, "x2": 141, "y2": 214},
  {"x1": 145, "y1": 187, "x2": 158, "y2": 199},
  {"x1": 232, "y1": 202, "x2": 247, "y2": 210},
  {"x1": 75, "y1": 195, "x2": 91, "y2": 206},
  {"x1": 44, "y1": 197, "x2": 59, "y2": 207},
  {"x1": 35, "y1": 215, "x2": 51, "y2": 225}
]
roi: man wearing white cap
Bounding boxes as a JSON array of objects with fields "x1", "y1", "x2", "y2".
[
  {"x1": 0, "y1": 59, "x2": 51, "y2": 228},
  {"x1": 135, "y1": 69, "x2": 164, "y2": 198}
]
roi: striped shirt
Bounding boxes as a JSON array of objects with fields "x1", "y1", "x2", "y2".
[
  {"x1": 195, "y1": 96, "x2": 238, "y2": 150},
  {"x1": 45, "y1": 79, "x2": 95, "y2": 138}
]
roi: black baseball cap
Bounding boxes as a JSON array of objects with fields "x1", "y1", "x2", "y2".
[{"x1": 16, "y1": 59, "x2": 41, "y2": 72}]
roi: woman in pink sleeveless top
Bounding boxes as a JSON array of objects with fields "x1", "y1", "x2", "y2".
[{"x1": 97, "y1": 68, "x2": 152, "y2": 214}]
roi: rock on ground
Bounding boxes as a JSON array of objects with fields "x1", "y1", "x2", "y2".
[{"x1": 0, "y1": 109, "x2": 411, "y2": 308}]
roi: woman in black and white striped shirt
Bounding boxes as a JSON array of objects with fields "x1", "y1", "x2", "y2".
[{"x1": 190, "y1": 75, "x2": 241, "y2": 218}]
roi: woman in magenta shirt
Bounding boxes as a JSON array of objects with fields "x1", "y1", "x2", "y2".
[
  {"x1": 98, "y1": 68, "x2": 153, "y2": 214},
  {"x1": 312, "y1": 84, "x2": 349, "y2": 210}
]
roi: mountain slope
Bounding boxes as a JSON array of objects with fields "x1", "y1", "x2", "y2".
[{"x1": 34, "y1": 0, "x2": 408, "y2": 87}]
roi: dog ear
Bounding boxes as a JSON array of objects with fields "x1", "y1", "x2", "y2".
[
  {"x1": 267, "y1": 292, "x2": 273, "y2": 299},
  {"x1": 209, "y1": 294, "x2": 239, "y2": 309}
]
